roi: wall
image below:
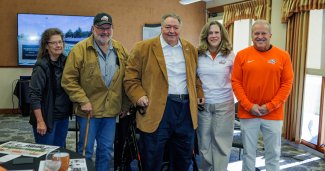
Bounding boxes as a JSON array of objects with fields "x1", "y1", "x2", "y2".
[
  {"x1": 0, "y1": 68, "x2": 32, "y2": 109},
  {"x1": 0, "y1": 0, "x2": 206, "y2": 110},
  {"x1": 206, "y1": 0, "x2": 246, "y2": 8},
  {"x1": 270, "y1": 0, "x2": 287, "y2": 49}
]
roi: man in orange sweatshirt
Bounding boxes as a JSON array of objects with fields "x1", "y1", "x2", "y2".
[{"x1": 231, "y1": 20, "x2": 294, "y2": 171}]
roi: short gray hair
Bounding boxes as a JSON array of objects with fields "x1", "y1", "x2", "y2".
[
  {"x1": 252, "y1": 20, "x2": 271, "y2": 33},
  {"x1": 161, "y1": 13, "x2": 182, "y2": 26}
]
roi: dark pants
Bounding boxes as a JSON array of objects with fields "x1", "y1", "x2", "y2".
[
  {"x1": 139, "y1": 97, "x2": 195, "y2": 171},
  {"x1": 115, "y1": 115, "x2": 133, "y2": 171}
]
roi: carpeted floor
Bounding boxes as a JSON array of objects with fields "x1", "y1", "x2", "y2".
[{"x1": 0, "y1": 114, "x2": 324, "y2": 171}]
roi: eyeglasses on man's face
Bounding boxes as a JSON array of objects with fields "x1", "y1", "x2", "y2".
[
  {"x1": 94, "y1": 25, "x2": 112, "y2": 32},
  {"x1": 47, "y1": 41, "x2": 63, "y2": 46}
]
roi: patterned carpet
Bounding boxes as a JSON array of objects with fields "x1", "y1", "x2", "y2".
[{"x1": 0, "y1": 114, "x2": 324, "y2": 171}]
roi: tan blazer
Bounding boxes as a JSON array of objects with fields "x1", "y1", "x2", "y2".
[{"x1": 124, "y1": 36, "x2": 203, "y2": 133}]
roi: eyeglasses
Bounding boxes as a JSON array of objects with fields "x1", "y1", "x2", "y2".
[
  {"x1": 47, "y1": 41, "x2": 63, "y2": 45},
  {"x1": 94, "y1": 25, "x2": 112, "y2": 32}
]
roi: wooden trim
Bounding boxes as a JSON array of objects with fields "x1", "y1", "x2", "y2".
[
  {"x1": 301, "y1": 139, "x2": 317, "y2": 149},
  {"x1": 319, "y1": 77, "x2": 325, "y2": 151},
  {"x1": 301, "y1": 139, "x2": 325, "y2": 154},
  {"x1": 0, "y1": 66, "x2": 33, "y2": 68},
  {"x1": 207, "y1": 0, "x2": 248, "y2": 13},
  {"x1": 0, "y1": 108, "x2": 21, "y2": 115},
  {"x1": 207, "y1": 6, "x2": 224, "y2": 13}
]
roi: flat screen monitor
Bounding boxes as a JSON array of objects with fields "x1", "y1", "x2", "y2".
[{"x1": 17, "y1": 13, "x2": 94, "y2": 66}]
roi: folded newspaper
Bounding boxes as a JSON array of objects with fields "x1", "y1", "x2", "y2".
[{"x1": 0, "y1": 141, "x2": 59, "y2": 158}]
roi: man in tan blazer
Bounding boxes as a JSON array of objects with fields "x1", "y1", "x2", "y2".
[{"x1": 124, "y1": 13, "x2": 203, "y2": 171}]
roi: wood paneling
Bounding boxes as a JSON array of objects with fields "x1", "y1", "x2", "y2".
[
  {"x1": 0, "y1": 0, "x2": 206, "y2": 66},
  {"x1": 0, "y1": 109, "x2": 20, "y2": 115}
]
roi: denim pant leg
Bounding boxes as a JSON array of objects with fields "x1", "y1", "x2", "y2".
[
  {"x1": 77, "y1": 116, "x2": 98, "y2": 160},
  {"x1": 169, "y1": 99, "x2": 194, "y2": 171},
  {"x1": 138, "y1": 129, "x2": 168, "y2": 171},
  {"x1": 139, "y1": 97, "x2": 194, "y2": 171},
  {"x1": 53, "y1": 118, "x2": 69, "y2": 147},
  {"x1": 138, "y1": 98, "x2": 174, "y2": 171},
  {"x1": 95, "y1": 117, "x2": 116, "y2": 171},
  {"x1": 33, "y1": 122, "x2": 56, "y2": 146}
]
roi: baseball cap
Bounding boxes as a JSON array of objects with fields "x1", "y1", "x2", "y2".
[{"x1": 93, "y1": 12, "x2": 112, "y2": 26}]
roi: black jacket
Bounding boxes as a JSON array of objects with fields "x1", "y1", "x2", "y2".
[{"x1": 29, "y1": 54, "x2": 72, "y2": 132}]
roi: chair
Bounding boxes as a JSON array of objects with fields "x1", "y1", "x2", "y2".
[
  {"x1": 68, "y1": 116, "x2": 79, "y2": 151},
  {"x1": 232, "y1": 102, "x2": 244, "y2": 160}
]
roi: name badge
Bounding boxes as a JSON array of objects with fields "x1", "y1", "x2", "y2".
[{"x1": 219, "y1": 59, "x2": 226, "y2": 64}]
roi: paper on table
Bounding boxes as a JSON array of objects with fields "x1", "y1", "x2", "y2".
[
  {"x1": 0, "y1": 154, "x2": 21, "y2": 163},
  {"x1": 0, "y1": 141, "x2": 59, "y2": 158},
  {"x1": 39, "y1": 158, "x2": 88, "y2": 171}
]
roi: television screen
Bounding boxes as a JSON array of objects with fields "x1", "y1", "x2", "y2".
[{"x1": 17, "y1": 13, "x2": 94, "y2": 66}]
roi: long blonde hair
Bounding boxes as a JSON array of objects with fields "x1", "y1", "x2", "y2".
[{"x1": 198, "y1": 21, "x2": 232, "y2": 56}]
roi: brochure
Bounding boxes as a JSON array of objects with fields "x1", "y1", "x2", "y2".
[{"x1": 0, "y1": 141, "x2": 59, "y2": 158}]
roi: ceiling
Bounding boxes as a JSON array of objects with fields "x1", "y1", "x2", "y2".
[{"x1": 179, "y1": 0, "x2": 213, "y2": 5}]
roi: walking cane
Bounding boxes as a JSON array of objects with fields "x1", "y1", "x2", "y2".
[{"x1": 82, "y1": 113, "x2": 91, "y2": 156}]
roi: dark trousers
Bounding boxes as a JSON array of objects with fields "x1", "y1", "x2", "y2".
[
  {"x1": 114, "y1": 115, "x2": 133, "y2": 171},
  {"x1": 139, "y1": 97, "x2": 195, "y2": 171}
]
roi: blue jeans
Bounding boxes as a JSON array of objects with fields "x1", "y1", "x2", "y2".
[
  {"x1": 33, "y1": 118, "x2": 69, "y2": 148},
  {"x1": 139, "y1": 97, "x2": 195, "y2": 171},
  {"x1": 77, "y1": 116, "x2": 116, "y2": 171}
]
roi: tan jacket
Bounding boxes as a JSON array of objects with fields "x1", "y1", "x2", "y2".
[
  {"x1": 62, "y1": 35, "x2": 130, "y2": 118},
  {"x1": 124, "y1": 36, "x2": 203, "y2": 133}
]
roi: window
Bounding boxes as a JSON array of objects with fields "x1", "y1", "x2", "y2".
[
  {"x1": 233, "y1": 19, "x2": 253, "y2": 54},
  {"x1": 301, "y1": 75, "x2": 322, "y2": 144},
  {"x1": 301, "y1": 9, "x2": 325, "y2": 149}
]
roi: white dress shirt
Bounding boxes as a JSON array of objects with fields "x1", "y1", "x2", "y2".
[{"x1": 160, "y1": 34, "x2": 188, "y2": 95}]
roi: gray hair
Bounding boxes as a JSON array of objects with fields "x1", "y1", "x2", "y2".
[
  {"x1": 161, "y1": 13, "x2": 182, "y2": 26},
  {"x1": 252, "y1": 20, "x2": 271, "y2": 33}
]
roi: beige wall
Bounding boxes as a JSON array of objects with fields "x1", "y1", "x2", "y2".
[
  {"x1": 270, "y1": 0, "x2": 287, "y2": 49},
  {"x1": 0, "y1": 68, "x2": 32, "y2": 109},
  {"x1": 206, "y1": 0, "x2": 246, "y2": 8},
  {"x1": 0, "y1": 0, "x2": 205, "y2": 66},
  {"x1": 0, "y1": 0, "x2": 206, "y2": 109}
]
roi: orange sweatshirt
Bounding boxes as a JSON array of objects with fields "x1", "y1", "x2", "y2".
[{"x1": 231, "y1": 46, "x2": 294, "y2": 120}]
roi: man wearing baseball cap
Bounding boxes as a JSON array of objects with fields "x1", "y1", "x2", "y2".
[{"x1": 62, "y1": 12, "x2": 130, "y2": 170}]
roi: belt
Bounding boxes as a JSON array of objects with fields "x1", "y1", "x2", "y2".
[{"x1": 168, "y1": 94, "x2": 189, "y2": 100}]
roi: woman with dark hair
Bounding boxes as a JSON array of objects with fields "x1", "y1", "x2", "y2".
[
  {"x1": 196, "y1": 21, "x2": 235, "y2": 171},
  {"x1": 29, "y1": 28, "x2": 72, "y2": 147}
]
